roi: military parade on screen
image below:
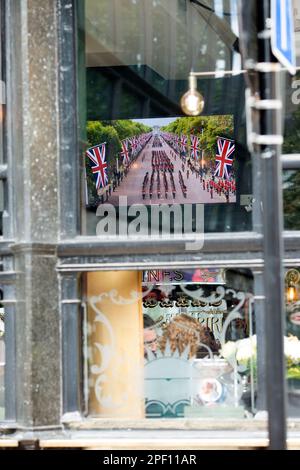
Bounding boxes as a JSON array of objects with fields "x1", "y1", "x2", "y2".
[{"x1": 85, "y1": 120, "x2": 236, "y2": 206}]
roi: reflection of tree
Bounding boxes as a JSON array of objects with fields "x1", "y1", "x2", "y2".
[
  {"x1": 283, "y1": 170, "x2": 300, "y2": 230},
  {"x1": 86, "y1": 122, "x2": 121, "y2": 200},
  {"x1": 111, "y1": 120, "x2": 151, "y2": 140},
  {"x1": 161, "y1": 115, "x2": 234, "y2": 163},
  {"x1": 283, "y1": 107, "x2": 300, "y2": 154}
]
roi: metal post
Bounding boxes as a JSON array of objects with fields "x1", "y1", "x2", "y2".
[
  {"x1": 253, "y1": 269, "x2": 267, "y2": 412},
  {"x1": 257, "y1": 0, "x2": 287, "y2": 450}
]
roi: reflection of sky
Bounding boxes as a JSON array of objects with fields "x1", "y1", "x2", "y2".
[{"x1": 132, "y1": 117, "x2": 178, "y2": 128}]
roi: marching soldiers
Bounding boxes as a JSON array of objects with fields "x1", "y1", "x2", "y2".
[
  {"x1": 152, "y1": 136, "x2": 163, "y2": 148},
  {"x1": 152, "y1": 150, "x2": 174, "y2": 172},
  {"x1": 178, "y1": 170, "x2": 187, "y2": 198},
  {"x1": 157, "y1": 171, "x2": 161, "y2": 199},
  {"x1": 163, "y1": 172, "x2": 168, "y2": 199},
  {"x1": 142, "y1": 172, "x2": 149, "y2": 200},
  {"x1": 170, "y1": 172, "x2": 176, "y2": 199},
  {"x1": 199, "y1": 172, "x2": 236, "y2": 202}
]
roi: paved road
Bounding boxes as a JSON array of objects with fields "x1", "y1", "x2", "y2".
[{"x1": 107, "y1": 135, "x2": 236, "y2": 205}]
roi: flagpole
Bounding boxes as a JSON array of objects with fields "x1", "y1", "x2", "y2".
[
  {"x1": 201, "y1": 126, "x2": 204, "y2": 170},
  {"x1": 84, "y1": 160, "x2": 89, "y2": 206},
  {"x1": 86, "y1": 141, "x2": 108, "y2": 193},
  {"x1": 88, "y1": 141, "x2": 107, "y2": 150}
]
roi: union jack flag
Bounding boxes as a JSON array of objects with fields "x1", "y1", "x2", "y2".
[
  {"x1": 86, "y1": 143, "x2": 108, "y2": 189},
  {"x1": 130, "y1": 137, "x2": 138, "y2": 153},
  {"x1": 121, "y1": 139, "x2": 130, "y2": 164},
  {"x1": 190, "y1": 135, "x2": 200, "y2": 159},
  {"x1": 214, "y1": 137, "x2": 235, "y2": 179},
  {"x1": 180, "y1": 134, "x2": 187, "y2": 152}
]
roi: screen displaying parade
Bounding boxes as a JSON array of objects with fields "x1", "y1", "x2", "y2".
[{"x1": 85, "y1": 115, "x2": 236, "y2": 207}]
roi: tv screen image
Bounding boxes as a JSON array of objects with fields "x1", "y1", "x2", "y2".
[{"x1": 85, "y1": 115, "x2": 236, "y2": 207}]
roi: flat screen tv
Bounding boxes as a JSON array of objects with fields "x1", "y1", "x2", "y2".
[{"x1": 85, "y1": 115, "x2": 236, "y2": 207}]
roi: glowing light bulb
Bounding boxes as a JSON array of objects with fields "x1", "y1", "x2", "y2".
[
  {"x1": 0, "y1": 106, "x2": 4, "y2": 124},
  {"x1": 287, "y1": 285, "x2": 297, "y2": 302},
  {"x1": 180, "y1": 75, "x2": 205, "y2": 116}
]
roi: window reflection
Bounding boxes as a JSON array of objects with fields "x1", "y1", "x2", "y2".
[
  {"x1": 79, "y1": 0, "x2": 252, "y2": 235},
  {"x1": 283, "y1": 170, "x2": 300, "y2": 230},
  {"x1": 85, "y1": 268, "x2": 257, "y2": 419},
  {"x1": 284, "y1": 267, "x2": 300, "y2": 417}
]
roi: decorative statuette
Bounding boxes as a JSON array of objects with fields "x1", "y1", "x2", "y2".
[
  {"x1": 175, "y1": 295, "x2": 190, "y2": 308},
  {"x1": 159, "y1": 298, "x2": 174, "y2": 308}
]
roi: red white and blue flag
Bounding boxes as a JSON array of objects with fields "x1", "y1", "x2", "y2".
[
  {"x1": 190, "y1": 135, "x2": 200, "y2": 159},
  {"x1": 86, "y1": 143, "x2": 108, "y2": 189},
  {"x1": 121, "y1": 139, "x2": 130, "y2": 164},
  {"x1": 214, "y1": 137, "x2": 235, "y2": 179},
  {"x1": 180, "y1": 134, "x2": 187, "y2": 152},
  {"x1": 129, "y1": 137, "x2": 138, "y2": 154}
]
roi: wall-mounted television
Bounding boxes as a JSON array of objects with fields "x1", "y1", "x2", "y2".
[{"x1": 85, "y1": 115, "x2": 236, "y2": 208}]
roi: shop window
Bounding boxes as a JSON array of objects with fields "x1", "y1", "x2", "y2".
[
  {"x1": 78, "y1": 0, "x2": 252, "y2": 238},
  {"x1": 283, "y1": 170, "x2": 300, "y2": 230},
  {"x1": 284, "y1": 268, "x2": 300, "y2": 417},
  {"x1": 84, "y1": 268, "x2": 257, "y2": 419},
  {"x1": 284, "y1": 3, "x2": 300, "y2": 154},
  {"x1": 283, "y1": 89, "x2": 300, "y2": 155}
]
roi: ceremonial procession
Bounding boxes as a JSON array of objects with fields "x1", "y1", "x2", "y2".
[
  {"x1": 85, "y1": 117, "x2": 236, "y2": 207},
  {"x1": 1, "y1": 0, "x2": 300, "y2": 457}
]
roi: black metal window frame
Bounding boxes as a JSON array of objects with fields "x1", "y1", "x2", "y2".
[
  {"x1": 282, "y1": 155, "x2": 300, "y2": 169},
  {"x1": 57, "y1": 0, "x2": 300, "y2": 263},
  {"x1": 56, "y1": 0, "x2": 300, "y2": 434}
]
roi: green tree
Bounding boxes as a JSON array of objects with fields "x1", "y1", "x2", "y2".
[
  {"x1": 283, "y1": 108, "x2": 300, "y2": 154},
  {"x1": 161, "y1": 115, "x2": 234, "y2": 164},
  {"x1": 283, "y1": 170, "x2": 300, "y2": 230},
  {"x1": 85, "y1": 119, "x2": 152, "y2": 199},
  {"x1": 110, "y1": 119, "x2": 151, "y2": 140}
]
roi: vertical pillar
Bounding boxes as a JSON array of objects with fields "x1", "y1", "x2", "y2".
[
  {"x1": 13, "y1": 246, "x2": 60, "y2": 427},
  {"x1": 6, "y1": 0, "x2": 62, "y2": 428},
  {"x1": 239, "y1": 0, "x2": 287, "y2": 449}
]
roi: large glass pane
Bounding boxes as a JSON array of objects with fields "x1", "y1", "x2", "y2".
[
  {"x1": 284, "y1": 72, "x2": 300, "y2": 155},
  {"x1": 283, "y1": 170, "x2": 300, "y2": 230},
  {"x1": 78, "y1": 0, "x2": 252, "y2": 237},
  {"x1": 285, "y1": 268, "x2": 300, "y2": 417},
  {"x1": 282, "y1": 1, "x2": 300, "y2": 230},
  {"x1": 283, "y1": 1, "x2": 300, "y2": 154},
  {"x1": 85, "y1": 267, "x2": 259, "y2": 420}
]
